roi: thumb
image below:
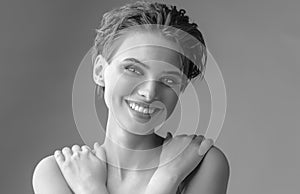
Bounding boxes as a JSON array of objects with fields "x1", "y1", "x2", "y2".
[{"x1": 93, "y1": 142, "x2": 107, "y2": 162}]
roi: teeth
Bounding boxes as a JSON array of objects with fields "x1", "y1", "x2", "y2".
[
  {"x1": 134, "y1": 106, "x2": 139, "y2": 111},
  {"x1": 129, "y1": 102, "x2": 155, "y2": 114},
  {"x1": 138, "y1": 107, "x2": 143, "y2": 112}
]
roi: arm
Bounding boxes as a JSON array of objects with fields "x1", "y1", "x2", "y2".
[
  {"x1": 183, "y1": 146, "x2": 230, "y2": 194},
  {"x1": 145, "y1": 135, "x2": 214, "y2": 194},
  {"x1": 32, "y1": 155, "x2": 73, "y2": 194},
  {"x1": 145, "y1": 170, "x2": 181, "y2": 194}
]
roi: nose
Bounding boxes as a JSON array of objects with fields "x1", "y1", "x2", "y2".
[{"x1": 137, "y1": 80, "x2": 158, "y2": 101}]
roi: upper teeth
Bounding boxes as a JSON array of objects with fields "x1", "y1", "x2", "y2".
[{"x1": 129, "y1": 102, "x2": 155, "y2": 114}]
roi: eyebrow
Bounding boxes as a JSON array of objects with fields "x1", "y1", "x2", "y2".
[{"x1": 122, "y1": 58, "x2": 183, "y2": 78}]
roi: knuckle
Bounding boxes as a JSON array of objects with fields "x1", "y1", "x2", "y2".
[
  {"x1": 54, "y1": 150, "x2": 61, "y2": 156},
  {"x1": 82, "y1": 145, "x2": 91, "y2": 152},
  {"x1": 194, "y1": 135, "x2": 204, "y2": 144},
  {"x1": 62, "y1": 147, "x2": 70, "y2": 153},
  {"x1": 72, "y1": 144, "x2": 80, "y2": 149},
  {"x1": 198, "y1": 135, "x2": 204, "y2": 141},
  {"x1": 62, "y1": 160, "x2": 71, "y2": 168},
  {"x1": 72, "y1": 152, "x2": 80, "y2": 159}
]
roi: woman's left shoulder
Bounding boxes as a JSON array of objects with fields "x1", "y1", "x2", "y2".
[
  {"x1": 200, "y1": 145, "x2": 230, "y2": 180},
  {"x1": 183, "y1": 146, "x2": 230, "y2": 194},
  {"x1": 204, "y1": 146, "x2": 230, "y2": 170}
]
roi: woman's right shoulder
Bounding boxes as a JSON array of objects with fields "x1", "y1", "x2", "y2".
[
  {"x1": 34, "y1": 155, "x2": 57, "y2": 170},
  {"x1": 32, "y1": 155, "x2": 73, "y2": 194}
]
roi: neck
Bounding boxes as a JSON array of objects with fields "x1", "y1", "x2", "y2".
[{"x1": 103, "y1": 112, "x2": 164, "y2": 171}]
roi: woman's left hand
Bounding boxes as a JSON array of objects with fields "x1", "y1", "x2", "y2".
[
  {"x1": 145, "y1": 134, "x2": 214, "y2": 194},
  {"x1": 158, "y1": 134, "x2": 214, "y2": 182},
  {"x1": 54, "y1": 143, "x2": 108, "y2": 194}
]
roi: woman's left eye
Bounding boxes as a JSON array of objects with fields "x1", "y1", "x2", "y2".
[{"x1": 162, "y1": 78, "x2": 177, "y2": 85}]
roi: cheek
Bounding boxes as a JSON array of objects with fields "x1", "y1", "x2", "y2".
[
  {"x1": 160, "y1": 88, "x2": 179, "y2": 118},
  {"x1": 115, "y1": 75, "x2": 138, "y2": 95},
  {"x1": 104, "y1": 75, "x2": 137, "y2": 106}
]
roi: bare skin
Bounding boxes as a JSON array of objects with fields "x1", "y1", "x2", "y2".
[
  {"x1": 32, "y1": 133, "x2": 228, "y2": 194},
  {"x1": 32, "y1": 32, "x2": 230, "y2": 194},
  {"x1": 52, "y1": 135, "x2": 214, "y2": 194},
  {"x1": 54, "y1": 144, "x2": 108, "y2": 194}
]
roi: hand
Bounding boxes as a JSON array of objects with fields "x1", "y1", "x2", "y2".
[
  {"x1": 157, "y1": 133, "x2": 214, "y2": 183},
  {"x1": 54, "y1": 143, "x2": 108, "y2": 194}
]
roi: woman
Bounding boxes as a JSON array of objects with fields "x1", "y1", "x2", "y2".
[{"x1": 32, "y1": 1, "x2": 230, "y2": 194}]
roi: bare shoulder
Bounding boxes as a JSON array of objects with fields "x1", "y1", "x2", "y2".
[
  {"x1": 204, "y1": 146, "x2": 230, "y2": 174},
  {"x1": 33, "y1": 155, "x2": 58, "y2": 173},
  {"x1": 184, "y1": 146, "x2": 230, "y2": 194},
  {"x1": 32, "y1": 155, "x2": 72, "y2": 194}
]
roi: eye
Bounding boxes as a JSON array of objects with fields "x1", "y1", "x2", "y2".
[
  {"x1": 162, "y1": 77, "x2": 178, "y2": 86},
  {"x1": 124, "y1": 65, "x2": 142, "y2": 75}
]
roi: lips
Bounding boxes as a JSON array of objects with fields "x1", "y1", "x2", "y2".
[{"x1": 125, "y1": 99, "x2": 161, "y2": 119}]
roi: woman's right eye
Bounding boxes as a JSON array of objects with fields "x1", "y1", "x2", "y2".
[{"x1": 124, "y1": 65, "x2": 142, "y2": 75}]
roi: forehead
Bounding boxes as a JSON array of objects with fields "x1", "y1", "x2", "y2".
[{"x1": 111, "y1": 32, "x2": 183, "y2": 70}]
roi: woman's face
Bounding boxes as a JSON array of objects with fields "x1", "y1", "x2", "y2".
[{"x1": 98, "y1": 32, "x2": 186, "y2": 135}]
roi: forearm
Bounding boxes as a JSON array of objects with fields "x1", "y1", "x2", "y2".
[
  {"x1": 145, "y1": 171, "x2": 180, "y2": 194},
  {"x1": 78, "y1": 184, "x2": 109, "y2": 194}
]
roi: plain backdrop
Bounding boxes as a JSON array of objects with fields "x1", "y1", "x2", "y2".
[{"x1": 0, "y1": 0, "x2": 299, "y2": 193}]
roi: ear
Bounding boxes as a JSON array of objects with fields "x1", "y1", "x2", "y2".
[{"x1": 93, "y1": 55, "x2": 108, "y2": 87}]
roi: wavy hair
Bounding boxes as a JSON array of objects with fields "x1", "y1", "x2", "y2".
[{"x1": 93, "y1": 1, "x2": 207, "y2": 88}]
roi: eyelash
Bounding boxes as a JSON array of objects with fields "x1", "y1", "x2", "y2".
[{"x1": 124, "y1": 64, "x2": 179, "y2": 86}]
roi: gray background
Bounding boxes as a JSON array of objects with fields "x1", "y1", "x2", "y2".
[{"x1": 1, "y1": 0, "x2": 299, "y2": 193}]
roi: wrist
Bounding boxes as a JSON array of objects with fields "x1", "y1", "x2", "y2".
[
  {"x1": 145, "y1": 170, "x2": 180, "y2": 194},
  {"x1": 78, "y1": 184, "x2": 108, "y2": 194},
  {"x1": 155, "y1": 166, "x2": 183, "y2": 184},
  {"x1": 155, "y1": 169, "x2": 180, "y2": 184}
]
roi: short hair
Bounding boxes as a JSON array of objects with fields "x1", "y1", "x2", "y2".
[{"x1": 93, "y1": 1, "x2": 207, "y2": 84}]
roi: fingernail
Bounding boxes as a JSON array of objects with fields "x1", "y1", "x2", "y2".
[
  {"x1": 54, "y1": 150, "x2": 61, "y2": 157},
  {"x1": 198, "y1": 139, "x2": 214, "y2": 156},
  {"x1": 198, "y1": 145, "x2": 206, "y2": 156}
]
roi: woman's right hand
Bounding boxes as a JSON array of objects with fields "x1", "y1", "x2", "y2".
[
  {"x1": 54, "y1": 143, "x2": 108, "y2": 194},
  {"x1": 156, "y1": 134, "x2": 214, "y2": 183}
]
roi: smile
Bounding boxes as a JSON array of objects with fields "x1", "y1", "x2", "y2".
[
  {"x1": 125, "y1": 100, "x2": 161, "y2": 117},
  {"x1": 129, "y1": 102, "x2": 155, "y2": 114}
]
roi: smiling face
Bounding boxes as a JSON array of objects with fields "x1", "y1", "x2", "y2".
[{"x1": 94, "y1": 31, "x2": 187, "y2": 135}]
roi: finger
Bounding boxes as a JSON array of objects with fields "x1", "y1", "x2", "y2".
[
  {"x1": 94, "y1": 142, "x2": 106, "y2": 162},
  {"x1": 93, "y1": 142, "x2": 100, "y2": 150},
  {"x1": 72, "y1": 151, "x2": 80, "y2": 159},
  {"x1": 93, "y1": 142, "x2": 100, "y2": 155},
  {"x1": 186, "y1": 134, "x2": 197, "y2": 145},
  {"x1": 81, "y1": 145, "x2": 91, "y2": 153},
  {"x1": 62, "y1": 147, "x2": 72, "y2": 160},
  {"x1": 188, "y1": 134, "x2": 197, "y2": 142},
  {"x1": 54, "y1": 150, "x2": 64, "y2": 165},
  {"x1": 194, "y1": 135, "x2": 204, "y2": 144},
  {"x1": 198, "y1": 138, "x2": 214, "y2": 156},
  {"x1": 71, "y1": 144, "x2": 81, "y2": 153}
]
